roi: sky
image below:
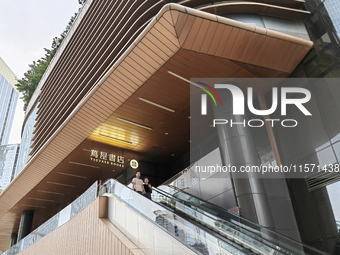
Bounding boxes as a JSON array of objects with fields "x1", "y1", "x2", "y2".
[{"x1": 0, "y1": 0, "x2": 81, "y2": 144}]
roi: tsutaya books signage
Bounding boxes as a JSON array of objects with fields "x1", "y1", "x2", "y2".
[
  {"x1": 90, "y1": 149, "x2": 139, "y2": 169},
  {"x1": 90, "y1": 149, "x2": 125, "y2": 167}
]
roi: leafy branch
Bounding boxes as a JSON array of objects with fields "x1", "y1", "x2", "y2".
[{"x1": 16, "y1": 2, "x2": 84, "y2": 111}]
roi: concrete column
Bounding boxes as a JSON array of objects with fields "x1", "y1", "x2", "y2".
[
  {"x1": 17, "y1": 210, "x2": 34, "y2": 242},
  {"x1": 212, "y1": 88, "x2": 265, "y2": 224},
  {"x1": 213, "y1": 88, "x2": 301, "y2": 241},
  {"x1": 10, "y1": 233, "x2": 17, "y2": 247}
]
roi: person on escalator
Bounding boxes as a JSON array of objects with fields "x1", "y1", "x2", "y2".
[
  {"x1": 143, "y1": 178, "x2": 152, "y2": 200},
  {"x1": 132, "y1": 171, "x2": 145, "y2": 195}
]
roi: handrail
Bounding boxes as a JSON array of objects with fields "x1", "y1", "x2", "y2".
[
  {"x1": 102, "y1": 179, "x2": 248, "y2": 255},
  {"x1": 165, "y1": 184, "x2": 269, "y2": 230},
  {"x1": 159, "y1": 184, "x2": 328, "y2": 255},
  {"x1": 152, "y1": 187, "x2": 289, "y2": 255},
  {"x1": 102, "y1": 179, "x2": 297, "y2": 255}
]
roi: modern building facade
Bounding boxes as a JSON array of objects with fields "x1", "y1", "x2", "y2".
[
  {"x1": 0, "y1": 144, "x2": 20, "y2": 191},
  {"x1": 0, "y1": 0, "x2": 340, "y2": 255},
  {"x1": 0, "y1": 57, "x2": 18, "y2": 146}
]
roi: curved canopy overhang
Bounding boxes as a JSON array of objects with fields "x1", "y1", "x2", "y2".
[{"x1": 0, "y1": 3, "x2": 313, "y2": 250}]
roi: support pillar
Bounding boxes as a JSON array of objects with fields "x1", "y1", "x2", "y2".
[
  {"x1": 10, "y1": 233, "x2": 17, "y2": 247},
  {"x1": 213, "y1": 88, "x2": 267, "y2": 225},
  {"x1": 213, "y1": 88, "x2": 301, "y2": 241},
  {"x1": 17, "y1": 210, "x2": 34, "y2": 242}
]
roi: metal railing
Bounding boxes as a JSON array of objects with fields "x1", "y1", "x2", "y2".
[{"x1": 3, "y1": 181, "x2": 98, "y2": 255}]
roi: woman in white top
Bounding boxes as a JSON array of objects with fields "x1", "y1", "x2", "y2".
[{"x1": 132, "y1": 171, "x2": 145, "y2": 195}]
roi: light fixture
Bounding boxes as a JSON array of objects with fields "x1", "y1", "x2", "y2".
[
  {"x1": 21, "y1": 204, "x2": 46, "y2": 209},
  {"x1": 37, "y1": 190, "x2": 64, "y2": 195},
  {"x1": 57, "y1": 172, "x2": 87, "y2": 178},
  {"x1": 167, "y1": 71, "x2": 205, "y2": 89},
  {"x1": 165, "y1": 133, "x2": 168, "y2": 135},
  {"x1": 98, "y1": 134, "x2": 132, "y2": 144},
  {"x1": 139, "y1": 97, "x2": 175, "y2": 112},
  {"x1": 29, "y1": 198, "x2": 55, "y2": 202},
  {"x1": 117, "y1": 118, "x2": 152, "y2": 130},
  {"x1": 47, "y1": 181, "x2": 75, "y2": 187},
  {"x1": 69, "y1": 161, "x2": 100, "y2": 169}
]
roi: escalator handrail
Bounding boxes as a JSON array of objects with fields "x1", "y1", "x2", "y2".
[
  {"x1": 163, "y1": 184, "x2": 328, "y2": 255},
  {"x1": 101, "y1": 178, "x2": 251, "y2": 255},
  {"x1": 165, "y1": 184, "x2": 271, "y2": 231},
  {"x1": 152, "y1": 187, "x2": 291, "y2": 255},
  {"x1": 102, "y1": 179, "x2": 299, "y2": 255}
]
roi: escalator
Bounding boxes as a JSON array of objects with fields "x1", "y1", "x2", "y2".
[{"x1": 100, "y1": 179, "x2": 327, "y2": 255}]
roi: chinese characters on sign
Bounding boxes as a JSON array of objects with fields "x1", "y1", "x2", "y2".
[{"x1": 90, "y1": 149, "x2": 125, "y2": 167}]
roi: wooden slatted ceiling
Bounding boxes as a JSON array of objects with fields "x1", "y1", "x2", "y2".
[
  {"x1": 0, "y1": 3, "x2": 313, "y2": 250},
  {"x1": 29, "y1": 0, "x2": 310, "y2": 158}
]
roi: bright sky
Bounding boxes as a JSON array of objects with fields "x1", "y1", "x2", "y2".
[{"x1": 0, "y1": 0, "x2": 81, "y2": 144}]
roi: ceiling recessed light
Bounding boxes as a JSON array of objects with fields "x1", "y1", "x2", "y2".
[
  {"x1": 69, "y1": 161, "x2": 100, "y2": 169},
  {"x1": 47, "y1": 182, "x2": 75, "y2": 187},
  {"x1": 117, "y1": 118, "x2": 152, "y2": 130},
  {"x1": 37, "y1": 190, "x2": 64, "y2": 195},
  {"x1": 165, "y1": 133, "x2": 168, "y2": 135},
  {"x1": 21, "y1": 204, "x2": 46, "y2": 209},
  {"x1": 139, "y1": 98, "x2": 175, "y2": 112},
  {"x1": 29, "y1": 198, "x2": 55, "y2": 202},
  {"x1": 57, "y1": 172, "x2": 87, "y2": 179},
  {"x1": 98, "y1": 134, "x2": 132, "y2": 144},
  {"x1": 167, "y1": 71, "x2": 204, "y2": 89},
  {"x1": 171, "y1": 154, "x2": 175, "y2": 156}
]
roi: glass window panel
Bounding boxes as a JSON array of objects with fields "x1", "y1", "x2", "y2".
[{"x1": 311, "y1": 79, "x2": 340, "y2": 143}]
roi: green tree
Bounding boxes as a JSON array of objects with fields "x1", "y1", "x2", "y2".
[{"x1": 16, "y1": 2, "x2": 83, "y2": 111}]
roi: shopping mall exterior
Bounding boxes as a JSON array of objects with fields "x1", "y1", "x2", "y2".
[{"x1": 1, "y1": 0, "x2": 340, "y2": 254}]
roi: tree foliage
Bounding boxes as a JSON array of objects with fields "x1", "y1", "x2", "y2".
[{"x1": 16, "y1": 3, "x2": 83, "y2": 111}]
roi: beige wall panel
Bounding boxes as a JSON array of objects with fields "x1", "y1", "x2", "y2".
[{"x1": 17, "y1": 197, "x2": 144, "y2": 255}]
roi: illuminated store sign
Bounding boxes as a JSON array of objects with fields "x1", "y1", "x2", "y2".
[
  {"x1": 90, "y1": 149, "x2": 125, "y2": 168},
  {"x1": 90, "y1": 149, "x2": 139, "y2": 169},
  {"x1": 130, "y1": 159, "x2": 139, "y2": 169}
]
